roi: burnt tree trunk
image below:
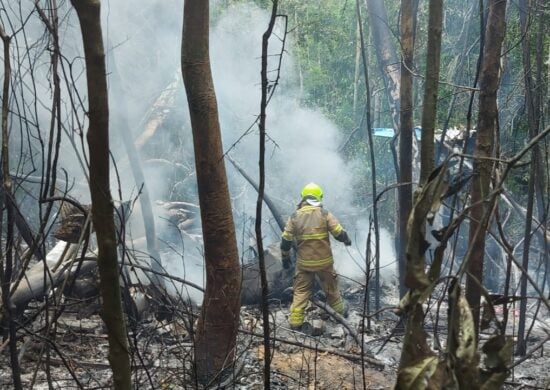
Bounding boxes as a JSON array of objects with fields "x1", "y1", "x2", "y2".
[
  {"x1": 181, "y1": 0, "x2": 241, "y2": 383},
  {"x1": 466, "y1": 0, "x2": 507, "y2": 337},
  {"x1": 70, "y1": 0, "x2": 131, "y2": 388}
]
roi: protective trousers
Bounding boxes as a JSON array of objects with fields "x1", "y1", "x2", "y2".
[{"x1": 288, "y1": 265, "x2": 345, "y2": 327}]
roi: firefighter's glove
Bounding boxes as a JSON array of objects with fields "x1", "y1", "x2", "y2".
[
  {"x1": 282, "y1": 255, "x2": 292, "y2": 269},
  {"x1": 338, "y1": 231, "x2": 352, "y2": 246}
]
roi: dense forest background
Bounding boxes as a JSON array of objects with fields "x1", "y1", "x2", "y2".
[{"x1": 0, "y1": 0, "x2": 548, "y2": 388}]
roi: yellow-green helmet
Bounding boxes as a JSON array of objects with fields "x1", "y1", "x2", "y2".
[{"x1": 301, "y1": 182, "x2": 323, "y2": 201}]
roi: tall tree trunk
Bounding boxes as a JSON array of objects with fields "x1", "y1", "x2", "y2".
[
  {"x1": 364, "y1": 0, "x2": 400, "y2": 189},
  {"x1": 181, "y1": 0, "x2": 241, "y2": 383},
  {"x1": 466, "y1": 0, "x2": 507, "y2": 337},
  {"x1": 0, "y1": 23, "x2": 23, "y2": 390},
  {"x1": 419, "y1": 0, "x2": 443, "y2": 185},
  {"x1": 516, "y1": 151, "x2": 535, "y2": 356},
  {"x1": 352, "y1": 20, "x2": 361, "y2": 125},
  {"x1": 356, "y1": 0, "x2": 380, "y2": 314},
  {"x1": 533, "y1": 0, "x2": 549, "y2": 323},
  {"x1": 396, "y1": 0, "x2": 442, "y2": 381},
  {"x1": 364, "y1": 0, "x2": 401, "y2": 130},
  {"x1": 516, "y1": 0, "x2": 543, "y2": 355},
  {"x1": 70, "y1": 1, "x2": 131, "y2": 388},
  {"x1": 256, "y1": 1, "x2": 279, "y2": 386},
  {"x1": 397, "y1": 0, "x2": 419, "y2": 298}
]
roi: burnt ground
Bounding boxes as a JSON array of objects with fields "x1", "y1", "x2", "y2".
[{"x1": 0, "y1": 284, "x2": 548, "y2": 389}]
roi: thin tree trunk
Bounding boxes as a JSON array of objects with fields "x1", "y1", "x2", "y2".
[
  {"x1": 533, "y1": 0, "x2": 549, "y2": 324},
  {"x1": 353, "y1": 20, "x2": 361, "y2": 124},
  {"x1": 181, "y1": 0, "x2": 241, "y2": 383},
  {"x1": 419, "y1": 0, "x2": 443, "y2": 185},
  {"x1": 356, "y1": 0, "x2": 380, "y2": 315},
  {"x1": 0, "y1": 23, "x2": 23, "y2": 390},
  {"x1": 516, "y1": 153, "x2": 535, "y2": 356},
  {"x1": 70, "y1": 1, "x2": 131, "y2": 388},
  {"x1": 256, "y1": 1, "x2": 279, "y2": 387},
  {"x1": 516, "y1": 0, "x2": 542, "y2": 355},
  {"x1": 466, "y1": 0, "x2": 507, "y2": 337},
  {"x1": 397, "y1": 0, "x2": 419, "y2": 298}
]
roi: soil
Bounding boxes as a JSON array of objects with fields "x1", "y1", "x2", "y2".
[{"x1": 0, "y1": 286, "x2": 548, "y2": 389}]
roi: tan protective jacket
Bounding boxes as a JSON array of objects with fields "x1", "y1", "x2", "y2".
[{"x1": 281, "y1": 204, "x2": 344, "y2": 271}]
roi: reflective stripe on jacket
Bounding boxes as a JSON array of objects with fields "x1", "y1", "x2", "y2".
[{"x1": 282, "y1": 204, "x2": 343, "y2": 271}]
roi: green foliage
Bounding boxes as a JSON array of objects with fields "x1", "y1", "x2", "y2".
[{"x1": 279, "y1": 0, "x2": 358, "y2": 130}]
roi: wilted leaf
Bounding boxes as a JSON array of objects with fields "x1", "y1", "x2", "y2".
[
  {"x1": 423, "y1": 165, "x2": 449, "y2": 225},
  {"x1": 448, "y1": 282, "x2": 480, "y2": 388},
  {"x1": 405, "y1": 163, "x2": 449, "y2": 294},
  {"x1": 456, "y1": 292, "x2": 476, "y2": 361},
  {"x1": 396, "y1": 356, "x2": 439, "y2": 390},
  {"x1": 399, "y1": 305, "x2": 433, "y2": 370}
]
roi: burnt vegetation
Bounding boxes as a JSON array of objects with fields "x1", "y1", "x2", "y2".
[{"x1": 0, "y1": 0, "x2": 549, "y2": 389}]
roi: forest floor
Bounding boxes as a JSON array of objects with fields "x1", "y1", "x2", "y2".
[{"x1": 0, "y1": 285, "x2": 548, "y2": 389}]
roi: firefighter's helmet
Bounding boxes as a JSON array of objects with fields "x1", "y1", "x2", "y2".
[{"x1": 301, "y1": 183, "x2": 323, "y2": 201}]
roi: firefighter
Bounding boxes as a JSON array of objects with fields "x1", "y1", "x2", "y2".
[{"x1": 280, "y1": 182, "x2": 352, "y2": 331}]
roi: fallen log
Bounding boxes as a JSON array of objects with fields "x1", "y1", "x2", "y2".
[
  {"x1": 9, "y1": 241, "x2": 95, "y2": 310},
  {"x1": 157, "y1": 200, "x2": 199, "y2": 212}
]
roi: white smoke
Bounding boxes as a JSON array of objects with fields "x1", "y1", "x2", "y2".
[
  {"x1": 209, "y1": 3, "x2": 395, "y2": 286},
  {"x1": 102, "y1": 1, "x2": 398, "y2": 295},
  {"x1": 4, "y1": 1, "x2": 396, "y2": 301}
]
